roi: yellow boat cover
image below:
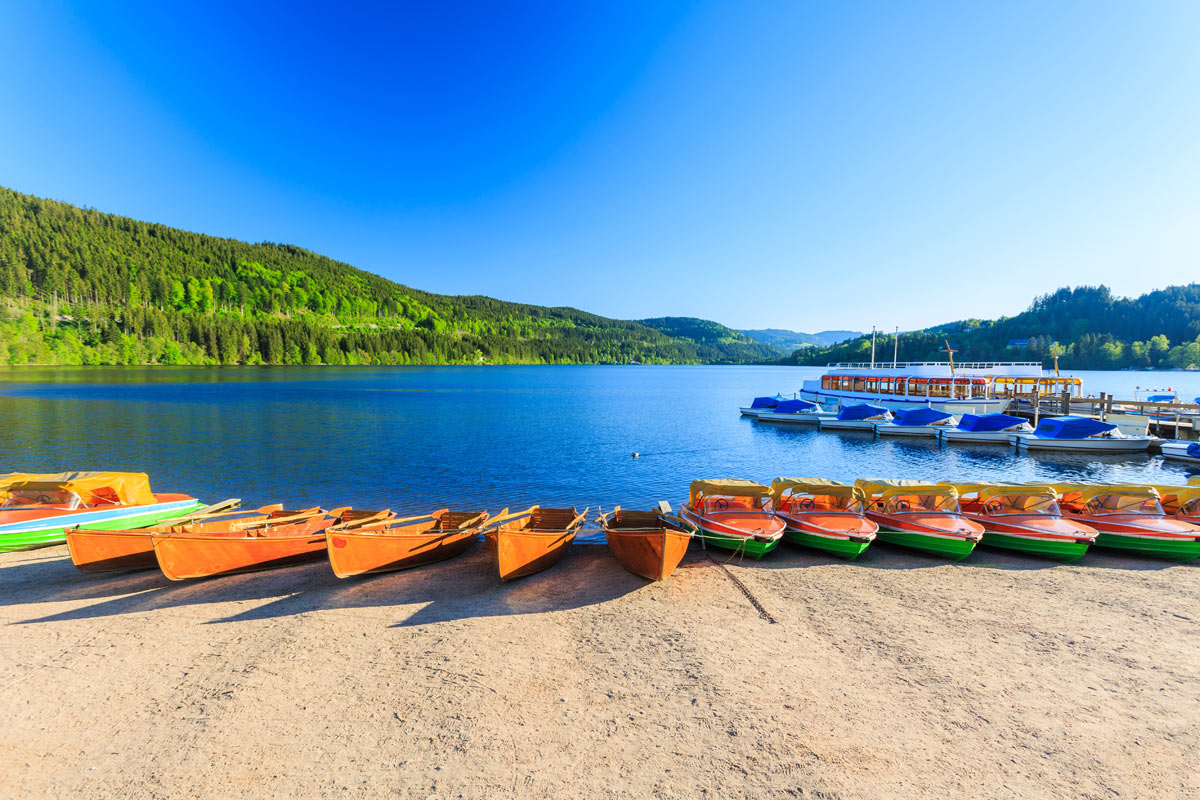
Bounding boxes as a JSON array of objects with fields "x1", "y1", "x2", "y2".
[
  {"x1": 1144, "y1": 484, "x2": 1200, "y2": 504},
  {"x1": 1191, "y1": 476, "x2": 1200, "y2": 486},
  {"x1": 855, "y1": 478, "x2": 958, "y2": 499},
  {"x1": 942, "y1": 482, "x2": 1058, "y2": 501},
  {"x1": 1050, "y1": 483, "x2": 1160, "y2": 502},
  {"x1": 1, "y1": 471, "x2": 155, "y2": 506},
  {"x1": 770, "y1": 477, "x2": 862, "y2": 502},
  {"x1": 689, "y1": 479, "x2": 770, "y2": 504}
]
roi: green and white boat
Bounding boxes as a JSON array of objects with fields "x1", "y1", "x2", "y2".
[
  {"x1": 856, "y1": 479, "x2": 984, "y2": 561},
  {"x1": 0, "y1": 471, "x2": 202, "y2": 552},
  {"x1": 947, "y1": 482, "x2": 1095, "y2": 562},
  {"x1": 769, "y1": 477, "x2": 876, "y2": 560},
  {"x1": 679, "y1": 479, "x2": 784, "y2": 559}
]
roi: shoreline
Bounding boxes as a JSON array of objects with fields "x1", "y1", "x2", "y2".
[{"x1": 3, "y1": 541, "x2": 1197, "y2": 798}]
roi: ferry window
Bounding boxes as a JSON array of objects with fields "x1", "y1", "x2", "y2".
[
  {"x1": 954, "y1": 383, "x2": 968, "y2": 399},
  {"x1": 821, "y1": 377, "x2": 831, "y2": 390},
  {"x1": 853, "y1": 378, "x2": 866, "y2": 392},
  {"x1": 865, "y1": 378, "x2": 877, "y2": 393},
  {"x1": 840, "y1": 377, "x2": 851, "y2": 391},
  {"x1": 910, "y1": 381, "x2": 926, "y2": 397},
  {"x1": 878, "y1": 379, "x2": 891, "y2": 395},
  {"x1": 972, "y1": 383, "x2": 986, "y2": 398}
]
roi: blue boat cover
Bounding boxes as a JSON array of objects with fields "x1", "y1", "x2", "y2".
[
  {"x1": 891, "y1": 407, "x2": 953, "y2": 426},
  {"x1": 1033, "y1": 416, "x2": 1116, "y2": 439},
  {"x1": 1146, "y1": 394, "x2": 1175, "y2": 402},
  {"x1": 1188, "y1": 442, "x2": 1200, "y2": 459},
  {"x1": 836, "y1": 403, "x2": 889, "y2": 421},
  {"x1": 772, "y1": 399, "x2": 817, "y2": 413},
  {"x1": 956, "y1": 413, "x2": 1026, "y2": 432},
  {"x1": 749, "y1": 396, "x2": 779, "y2": 409}
]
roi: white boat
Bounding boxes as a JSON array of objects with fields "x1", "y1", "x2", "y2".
[
  {"x1": 1159, "y1": 440, "x2": 1200, "y2": 463},
  {"x1": 940, "y1": 413, "x2": 1033, "y2": 443},
  {"x1": 1011, "y1": 416, "x2": 1155, "y2": 452},
  {"x1": 755, "y1": 399, "x2": 837, "y2": 424},
  {"x1": 819, "y1": 403, "x2": 893, "y2": 431},
  {"x1": 800, "y1": 360, "x2": 1081, "y2": 416},
  {"x1": 874, "y1": 407, "x2": 956, "y2": 437},
  {"x1": 739, "y1": 395, "x2": 786, "y2": 416}
]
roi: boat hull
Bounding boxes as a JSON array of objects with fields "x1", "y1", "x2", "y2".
[
  {"x1": 678, "y1": 506, "x2": 782, "y2": 558},
  {"x1": 486, "y1": 529, "x2": 575, "y2": 580},
  {"x1": 776, "y1": 512, "x2": 875, "y2": 560},
  {"x1": 0, "y1": 498, "x2": 203, "y2": 553},
  {"x1": 782, "y1": 529, "x2": 871, "y2": 560},
  {"x1": 1012, "y1": 434, "x2": 1154, "y2": 452},
  {"x1": 327, "y1": 528, "x2": 476, "y2": 578},
  {"x1": 874, "y1": 424, "x2": 948, "y2": 437},
  {"x1": 818, "y1": 419, "x2": 881, "y2": 431},
  {"x1": 1092, "y1": 531, "x2": 1200, "y2": 562},
  {"x1": 153, "y1": 529, "x2": 331, "y2": 580},
  {"x1": 1159, "y1": 442, "x2": 1200, "y2": 462},
  {"x1": 939, "y1": 430, "x2": 1022, "y2": 443},
  {"x1": 755, "y1": 411, "x2": 837, "y2": 424},
  {"x1": 865, "y1": 512, "x2": 981, "y2": 560},
  {"x1": 67, "y1": 529, "x2": 161, "y2": 572},
  {"x1": 978, "y1": 532, "x2": 1090, "y2": 562},
  {"x1": 605, "y1": 528, "x2": 691, "y2": 580}
]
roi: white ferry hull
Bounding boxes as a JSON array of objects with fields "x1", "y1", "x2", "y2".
[
  {"x1": 1011, "y1": 434, "x2": 1155, "y2": 452},
  {"x1": 799, "y1": 389, "x2": 1008, "y2": 416}
]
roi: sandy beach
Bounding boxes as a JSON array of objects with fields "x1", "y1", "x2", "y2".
[{"x1": 1, "y1": 540, "x2": 1197, "y2": 799}]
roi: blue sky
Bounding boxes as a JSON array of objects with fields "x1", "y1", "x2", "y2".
[{"x1": 2, "y1": 1, "x2": 1199, "y2": 332}]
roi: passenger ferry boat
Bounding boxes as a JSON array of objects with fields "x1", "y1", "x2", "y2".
[{"x1": 799, "y1": 361, "x2": 1081, "y2": 416}]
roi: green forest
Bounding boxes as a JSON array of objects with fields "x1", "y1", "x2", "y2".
[
  {"x1": 787, "y1": 285, "x2": 1200, "y2": 370},
  {"x1": 0, "y1": 187, "x2": 778, "y2": 366}
]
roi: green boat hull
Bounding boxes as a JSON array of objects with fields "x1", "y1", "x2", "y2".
[
  {"x1": 684, "y1": 525, "x2": 778, "y2": 559},
  {"x1": 0, "y1": 502, "x2": 204, "y2": 553},
  {"x1": 1093, "y1": 532, "x2": 1200, "y2": 562},
  {"x1": 875, "y1": 528, "x2": 977, "y2": 561},
  {"x1": 980, "y1": 532, "x2": 1090, "y2": 563},
  {"x1": 783, "y1": 529, "x2": 871, "y2": 560}
]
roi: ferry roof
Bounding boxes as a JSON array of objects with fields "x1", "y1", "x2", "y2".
[{"x1": 823, "y1": 361, "x2": 1045, "y2": 378}]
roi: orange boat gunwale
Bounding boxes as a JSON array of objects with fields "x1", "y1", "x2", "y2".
[
  {"x1": 482, "y1": 505, "x2": 587, "y2": 581},
  {"x1": 598, "y1": 506, "x2": 692, "y2": 581}
]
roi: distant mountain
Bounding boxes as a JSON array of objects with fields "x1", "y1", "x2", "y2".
[
  {"x1": 638, "y1": 317, "x2": 786, "y2": 361},
  {"x1": 785, "y1": 285, "x2": 1200, "y2": 370},
  {"x1": 739, "y1": 328, "x2": 863, "y2": 350}
]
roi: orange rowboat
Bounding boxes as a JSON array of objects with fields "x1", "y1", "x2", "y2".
[
  {"x1": 326, "y1": 508, "x2": 491, "y2": 578},
  {"x1": 152, "y1": 507, "x2": 369, "y2": 580},
  {"x1": 598, "y1": 506, "x2": 692, "y2": 581},
  {"x1": 67, "y1": 500, "x2": 269, "y2": 573},
  {"x1": 484, "y1": 506, "x2": 587, "y2": 581}
]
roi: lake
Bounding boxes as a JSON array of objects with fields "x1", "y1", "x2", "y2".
[{"x1": 1, "y1": 366, "x2": 1197, "y2": 536}]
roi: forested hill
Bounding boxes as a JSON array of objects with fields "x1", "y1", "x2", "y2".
[
  {"x1": 786, "y1": 285, "x2": 1200, "y2": 370},
  {"x1": 0, "y1": 187, "x2": 772, "y2": 366}
]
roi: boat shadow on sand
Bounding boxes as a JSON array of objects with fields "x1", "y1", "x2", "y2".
[{"x1": 6, "y1": 544, "x2": 656, "y2": 627}]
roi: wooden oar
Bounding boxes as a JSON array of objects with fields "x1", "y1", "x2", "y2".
[
  {"x1": 232, "y1": 507, "x2": 325, "y2": 531},
  {"x1": 454, "y1": 511, "x2": 489, "y2": 530},
  {"x1": 479, "y1": 506, "x2": 538, "y2": 532}
]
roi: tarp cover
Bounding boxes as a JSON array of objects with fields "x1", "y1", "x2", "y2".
[
  {"x1": 1146, "y1": 394, "x2": 1175, "y2": 402},
  {"x1": 769, "y1": 477, "x2": 861, "y2": 501},
  {"x1": 1188, "y1": 443, "x2": 1200, "y2": 459},
  {"x1": 855, "y1": 478, "x2": 958, "y2": 499},
  {"x1": 1146, "y1": 484, "x2": 1200, "y2": 505},
  {"x1": 1033, "y1": 416, "x2": 1116, "y2": 439},
  {"x1": 836, "y1": 404, "x2": 890, "y2": 421},
  {"x1": 956, "y1": 413, "x2": 1027, "y2": 432},
  {"x1": 942, "y1": 482, "x2": 1057, "y2": 501},
  {"x1": 771, "y1": 399, "x2": 817, "y2": 413},
  {"x1": 1050, "y1": 483, "x2": 1160, "y2": 502},
  {"x1": 689, "y1": 479, "x2": 770, "y2": 504},
  {"x1": 749, "y1": 396, "x2": 780, "y2": 409},
  {"x1": 0, "y1": 471, "x2": 155, "y2": 506},
  {"x1": 891, "y1": 407, "x2": 953, "y2": 426}
]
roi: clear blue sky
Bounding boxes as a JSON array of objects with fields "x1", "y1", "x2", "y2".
[{"x1": 2, "y1": 1, "x2": 1199, "y2": 332}]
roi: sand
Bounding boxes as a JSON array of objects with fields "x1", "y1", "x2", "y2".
[{"x1": 1, "y1": 540, "x2": 1197, "y2": 799}]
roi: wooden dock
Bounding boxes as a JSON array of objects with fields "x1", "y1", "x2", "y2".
[{"x1": 1004, "y1": 391, "x2": 1199, "y2": 440}]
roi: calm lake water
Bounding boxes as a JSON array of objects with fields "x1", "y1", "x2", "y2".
[{"x1": 1, "y1": 366, "x2": 1197, "y2": 537}]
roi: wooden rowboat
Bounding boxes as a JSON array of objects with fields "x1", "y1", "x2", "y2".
[
  {"x1": 484, "y1": 506, "x2": 587, "y2": 581},
  {"x1": 67, "y1": 498, "x2": 256, "y2": 573},
  {"x1": 598, "y1": 506, "x2": 691, "y2": 581},
  {"x1": 152, "y1": 507, "x2": 381, "y2": 580},
  {"x1": 326, "y1": 508, "x2": 491, "y2": 578}
]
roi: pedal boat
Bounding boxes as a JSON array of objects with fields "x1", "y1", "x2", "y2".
[
  {"x1": 873, "y1": 407, "x2": 956, "y2": 438},
  {"x1": 855, "y1": 479, "x2": 983, "y2": 560},
  {"x1": 326, "y1": 508, "x2": 490, "y2": 578},
  {"x1": 67, "y1": 498, "x2": 263, "y2": 572},
  {"x1": 483, "y1": 506, "x2": 587, "y2": 581},
  {"x1": 0, "y1": 471, "x2": 203, "y2": 552},
  {"x1": 1152, "y1": 483, "x2": 1200, "y2": 524},
  {"x1": 598, "y1": 506, "x2": 692, "y2": 580},
  {"x1": 1053, "y1": 484, "x2": 1200, "y2": 562},
  {"x1": 939, "y1": 413, "x2": 1032, "y2": 443},
  {"x1": 679, "y1": 479, "x2": 784, "y2": 559},
  {"x1": 1011, "y1": 416, "x2": 1154, "y2": 452},
  {"x1": 818, "y1": 403, "x2": 893, "y2": 432},
  {"x1": 945, "y1": 483, "x2": 1096, "y2": 562},
  {"x1": 768, "y1": 477, "x2": 876, "y2": 560},
  {"x1": 754, "y1": 399, "x2": 836, "y2": 424},
  {"x1": 152, "y1": 507, "x2": 364, "y2": 580}
]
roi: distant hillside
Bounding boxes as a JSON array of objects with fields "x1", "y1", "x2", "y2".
[
  {"x1": 785, "y1": 285, "x2": 1200, "y2": 370},
  {"x1": 0, "y1": 186, "x2": 777, "y2": 366},
  {"x1": 638, "y1": 317, "x2": 785, "y2": 361},
  {"x1": 739, "y1": 328, "x2": 862, "y2": 350}
]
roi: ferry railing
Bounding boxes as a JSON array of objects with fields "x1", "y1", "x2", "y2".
[{"x1": 826, "y1": 361, "x2": 1043, "y2": 370}]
